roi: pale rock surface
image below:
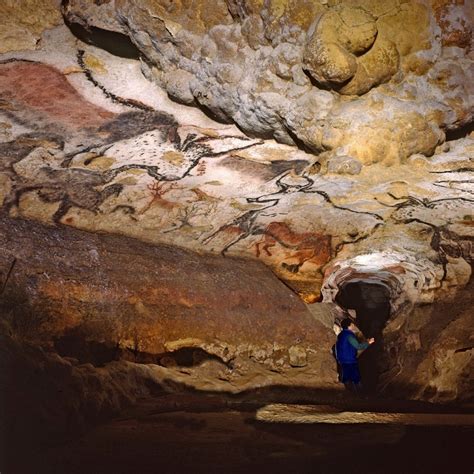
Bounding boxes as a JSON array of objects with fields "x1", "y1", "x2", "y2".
[{"x1": 61, "y1": 0, "x2": 474, "y2": 165}]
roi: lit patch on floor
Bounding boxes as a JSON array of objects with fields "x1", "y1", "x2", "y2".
[{"x1": 256, "y1": 404, "x2": 474, "y2": 425}]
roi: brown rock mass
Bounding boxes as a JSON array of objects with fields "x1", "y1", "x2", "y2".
[{"x1": 0, "y1": 215, "x2": 336, "y2": 387}]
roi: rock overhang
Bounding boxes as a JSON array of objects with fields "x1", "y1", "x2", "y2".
[{"x1": 59, "y1": 0, "x2": 474, "y2": 166}]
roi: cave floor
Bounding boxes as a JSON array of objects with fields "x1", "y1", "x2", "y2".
[{"x1": 12, "y1": 391, "x2": 474, "y2": 474}]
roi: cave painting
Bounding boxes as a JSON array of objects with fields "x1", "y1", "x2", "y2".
[
  {"x1": 0, "y1": 59, "x2": 115, "y2": 131},
  {"x1": 0, "y1": 3, "x2": 473, "y2": 446},
  {"x1": 254, "y1": 221, "x2": 332, "y2": 274},
  {"x1": 0, "y1": 15, "x2": 472, "y2": 324}
]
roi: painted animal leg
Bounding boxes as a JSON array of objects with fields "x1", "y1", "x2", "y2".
[
  {"x1": 263, "y1": 241, "x2": 276, "y2": 256},
  {"x1": 52, "y1": 199, "x2": 73, "y2": 224}
]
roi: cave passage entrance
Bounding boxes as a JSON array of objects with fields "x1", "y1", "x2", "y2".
[{"x1": 335, "y1": 280, "x2": 391, "y2": 393}]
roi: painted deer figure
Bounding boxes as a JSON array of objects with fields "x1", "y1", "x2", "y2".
[{"x1": 139, "y1": 181, "x2": 180, "y2": 214}]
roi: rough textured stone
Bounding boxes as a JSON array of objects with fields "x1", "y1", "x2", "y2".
[
  {"x1": 288, "y1": 345, "x2": 308, "y2": 367},
  {"x1": 0, "y1": 0, "x2": 62, "y2": 54},
  {"x1": 303, "y1": 5, "x2": 379, "y2": 87},
  {"x1": 0, "y1": 215, "x2": 336, "y2": 388},
  {"x1": 327, "y1": 155, "x2": 362, "y2": 175},
  {"x1": 60, "y1": 0, "x2": 474, "y2": 165},
  {"x1": 383, "y1": 280, "x2": 474, "y2": 403}
]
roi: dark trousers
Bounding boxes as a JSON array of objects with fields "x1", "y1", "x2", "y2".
[{"x1": 340, "y1": 362, "x2": 361, "y2": 385}]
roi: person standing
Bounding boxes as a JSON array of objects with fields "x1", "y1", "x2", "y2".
[{"x1": 335, "y1": 318, "x2": 375, "y2": 392}]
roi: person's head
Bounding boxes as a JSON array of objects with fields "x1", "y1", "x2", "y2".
[{"x1": 341, "y1": 318, "x2": 355, "y2": 331}]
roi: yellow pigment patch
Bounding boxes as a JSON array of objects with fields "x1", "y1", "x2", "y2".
[
  {"x1": 84, "y1": 53, "x2": 108, "y2": 74},
  {"x1": 127, "y1": 168, "x2": 147, "y2": 175},
  {"x1": 196, "y1": 127, "x2": 221, "y2": 138},
  {"x1": 63, "y1": 66, "x2": 83, "y2": 75},
  {"x1": 117, "y1": 176, "x2": 138, "y2": 185},
  {"x1": 85, "y1": 156, "x2": 116, "y2": 170},
  {"x1": 162, "y1": 150, "x2": 184, "y2": 165}
]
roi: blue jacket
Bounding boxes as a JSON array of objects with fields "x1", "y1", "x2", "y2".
[{"x1": 335, "y1": 329, "x2": 369, "y2": 364}]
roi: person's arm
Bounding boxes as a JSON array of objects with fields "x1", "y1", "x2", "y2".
[{"x1": 348, "y1": 335, "x2": 369, "y2": 351}]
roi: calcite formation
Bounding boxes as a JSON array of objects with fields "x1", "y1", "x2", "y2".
[
  {"x1": 302, "y1": 4, "x2": 392, "y2": 94},
  {"x1": 62, "y1": 0, "x2": 474, "y2": 166},
  {"x1": 0, "y1": 1, "x2": 472, "y2": 402}
]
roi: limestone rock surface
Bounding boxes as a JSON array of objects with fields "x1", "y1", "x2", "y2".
[
  {"x1": 62, "y1": 0, "x2": 474, "y2": 165},
  {"x1": 0, "y1": 0, "x2": 62, "y2": 54}
]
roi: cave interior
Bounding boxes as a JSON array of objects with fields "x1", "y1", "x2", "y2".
[{"x1": 0, "y1": 0, "x2": 473, "y2": 473}]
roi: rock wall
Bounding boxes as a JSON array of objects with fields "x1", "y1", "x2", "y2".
[
  {"x1": 382, "y1": 279, "x2": 473, "y2": 403},
  {"x1": 0, "y1": 2, "x2": 471, "y2": 302},
  {"x1": 0, "y1": 0, "x2": 62, "y2": 54},
  {"x1": 0, "y1": 215, "x2": 337, "y2": 389},
  {"x1": 0, "y1": 330, "x2": 169, "y2": 461}
]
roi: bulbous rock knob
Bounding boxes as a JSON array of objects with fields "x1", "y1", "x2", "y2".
[{"x1": 303, "y1": 5, "x2": 398, "y2": 95}]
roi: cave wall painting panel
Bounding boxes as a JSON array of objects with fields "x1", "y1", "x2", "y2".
[{"x1": 0, "y1": 31, "x2": 472, "y2": 299}]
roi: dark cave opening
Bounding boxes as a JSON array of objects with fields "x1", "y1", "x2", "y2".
[
  {"x1": 64, "y1": 19, "x2": 141, "y2": 59},
  {"x1": 335, "y1": 280, "x2": 391, "y2": 393},
  {"x1": 54, "y1": 332, "x2": 229, "y2": 369},
  {"x1": 444, "y1": 121, "x2": 474, "y2": 142}
]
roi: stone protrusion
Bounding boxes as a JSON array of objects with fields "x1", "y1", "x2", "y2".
[
  {"x1": 288, "y1": 345, "x2": 308, "y2": 367},
  {"x1": 303, "y1": 6, "x2": 378, "y2": 87},
  {"x1": 326, "y1": 155, "x2": 362, "y2": 175},
  {"x1": 339, "y1": 37, "x2": 400, "y2": 95},
  {"x1": 303, "y1": 5, "x2": 401, "y2": 95}
]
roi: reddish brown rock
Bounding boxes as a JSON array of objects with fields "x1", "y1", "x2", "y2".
[
  {"x1": 0, "y1": 61, "x2": 114, "y2": 131},
  {"x1": 0, "y1": 215, "x2": 334, "y2": 371},
  {"x1": 433, "y1": 0, "x2": 473, "y2": 49}
]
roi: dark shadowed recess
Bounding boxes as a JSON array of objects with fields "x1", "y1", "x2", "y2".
[
  {"x1": 336, "y1": 281, "x2": 391, "y2": 337},
  {"x1": 445, "y1": 120, "x2": 474, "y2": 141},
  {"x1": 54, "y1": 332, "x2": 231, "y2": 368},
  {"x1": 336, "y1": 280, "x2": 391, "y2": 393},
  {"x1": 64, "y1": 18, "x2": 140, "y2": 59}
]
